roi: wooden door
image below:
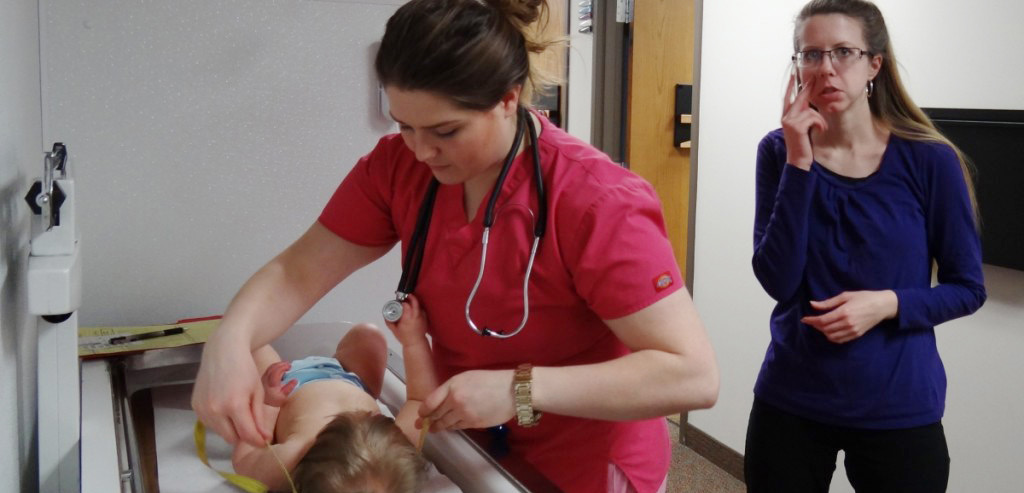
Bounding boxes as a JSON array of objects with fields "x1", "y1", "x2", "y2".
[{"x1": 626, "y1": 0, "x2": 696, "y2": 284}]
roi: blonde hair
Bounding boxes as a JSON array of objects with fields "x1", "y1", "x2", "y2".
[
  {"x1": 375, "y1": 0, "x2": 562, "y2": 109},
  {"x1": 795, "y1": 0, "x2": 978, "y2": 221},
  {"x1": 292, "y1": 412, "x2": 428, "y2": 493}
]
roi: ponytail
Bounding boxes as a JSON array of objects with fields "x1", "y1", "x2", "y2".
[{"x1": 376, "y1": 0, "x2": 561, "y2": 109}]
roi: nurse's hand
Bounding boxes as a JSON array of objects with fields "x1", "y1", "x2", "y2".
[
  {"x1": 419, "y1": 369, "x2": 516, "y2": 431},
  {"x1": 191, "y1": 335, "x2": 270, "y2": 446},
  {"x1": 801, "y1": 290, "x2": 899, "y2": 344},
  {"x1": 782, "y1": 70, "x2": 827, "y2": 170}
]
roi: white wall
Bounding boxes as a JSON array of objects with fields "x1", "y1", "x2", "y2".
[
  {"x1": 0, "y1": 0, "x2": 42, "y2": 490},
  {"x1": 1, "y1": 0, "x2": 410, "y2": 489},
  {"x1": 40, "y1": 0, "x2": 404, "y2": 330},
  {"x1": 693, "y1": 1, "x2": 1024, "y2": 492}
]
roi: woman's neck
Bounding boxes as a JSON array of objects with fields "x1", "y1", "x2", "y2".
[
  {"x1": 462, "y1": 111, "x2": 541, "y2": 221},
  {"x1": 811, "y1": 102, "x2": 890, "y2": 177},
  {"x1": 813, "y1": 101, "x2": 879, "y2": 149}
]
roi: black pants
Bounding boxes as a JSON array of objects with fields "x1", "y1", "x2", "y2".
[{"x1": 744, "y1": 398, "x2": 950, "y2": 493}]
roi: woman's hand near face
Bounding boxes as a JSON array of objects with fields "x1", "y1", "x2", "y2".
[
  {"x1": 418, "y1": 369, "x2": 516, "y2": 432},
  {"x1": 801, "y1": 290, "x2": 899, "y2": 343},
  {"x1": 782, "y1": 71, "x2": 828, "y2": 170}
]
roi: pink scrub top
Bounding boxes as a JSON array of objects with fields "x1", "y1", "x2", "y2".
[{"x1": 319, "y1": 114, "x2": 681, "y2": 493}]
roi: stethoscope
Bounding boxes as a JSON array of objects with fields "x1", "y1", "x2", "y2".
[{"x1": 382, "y1": 107, "x2": 547, "y2": 338}]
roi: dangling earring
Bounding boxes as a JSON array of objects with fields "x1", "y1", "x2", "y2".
[{"x1": 866, "y1": 80, "x2": 875, "y2": 98}]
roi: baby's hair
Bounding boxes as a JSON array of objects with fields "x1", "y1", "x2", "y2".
[{"x1": 292, "y1": 411, "x2": 428, "y2": 493}]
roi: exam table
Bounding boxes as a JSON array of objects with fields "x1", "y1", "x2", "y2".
[{"x1": 80, "y1": 322, "x2": 558, "y2": 492}]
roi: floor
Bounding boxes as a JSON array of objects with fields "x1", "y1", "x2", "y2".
[{"x1": 666, "y1": 417, "x2": 747, "y2": 493}]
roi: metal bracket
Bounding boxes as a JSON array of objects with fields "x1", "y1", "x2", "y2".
[
  {"x1": 616, "y1": 0, "x2": 634, "y2": 23},
  {"x1": 24, "y1": 142, "x2": 68, "y2": 231}
]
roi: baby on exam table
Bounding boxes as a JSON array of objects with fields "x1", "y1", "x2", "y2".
[{"x1": 230, "y1": 297, "x2": 438, "y2": 492}]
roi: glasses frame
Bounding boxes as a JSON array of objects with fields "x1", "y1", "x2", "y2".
[{"x1": 791, "y1": 47, "x2": 873, "y2": 69}]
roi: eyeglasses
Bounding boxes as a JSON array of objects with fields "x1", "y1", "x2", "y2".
[{"x1": 792, "y1": 47, "x2": 872, "y2": 69}]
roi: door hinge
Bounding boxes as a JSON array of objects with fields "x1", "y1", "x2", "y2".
[{"x1": 616, "y1": 0, "x2": 634, "y2": 23}]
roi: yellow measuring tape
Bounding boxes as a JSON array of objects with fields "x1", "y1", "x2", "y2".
[
  {"x1": 417, "y1": 418, "x2": 431, "y2": 452},
  {"x1": 193, "y1": 421, "x2": 297, "y2": 493}
]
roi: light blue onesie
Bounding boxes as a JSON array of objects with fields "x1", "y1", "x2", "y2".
[{"x1": 281, "y1": 356, "x2": 369, "y2": 394}]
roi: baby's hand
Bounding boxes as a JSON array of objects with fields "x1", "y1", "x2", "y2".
[
  {"x1": 385, "y1": 294, "x2": 429, "y2": 347},
  {"x1": 261, "y1": 361, "x2": 295, "y2": 407}
]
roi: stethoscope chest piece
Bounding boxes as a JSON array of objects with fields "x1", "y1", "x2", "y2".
[{"x1": 382, "y1": 298, "x2": 404, "y2": 323}]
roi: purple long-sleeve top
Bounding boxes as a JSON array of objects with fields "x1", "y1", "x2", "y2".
[{"x1": 751, "y1": 129, "x2": 986, "y2": 429}]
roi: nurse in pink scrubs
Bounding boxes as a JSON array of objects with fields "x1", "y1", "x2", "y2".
[{"x1": 192, "y1": 1, "x2": 719, "y2": 491}]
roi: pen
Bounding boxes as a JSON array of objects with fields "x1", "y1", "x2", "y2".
[{"x1": 109, "y1": 327, "x2": 185, "y2": 345}]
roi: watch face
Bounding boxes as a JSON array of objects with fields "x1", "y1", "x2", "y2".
[{"x1": 382, "y1": 299, "x2": 403, "y2": 323}]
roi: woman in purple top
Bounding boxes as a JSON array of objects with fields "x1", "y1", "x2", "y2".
[{"x1": 745, "y1": 1, "x2": 986, "y2": 492}]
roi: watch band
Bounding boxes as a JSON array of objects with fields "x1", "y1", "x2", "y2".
[{"x1": 513, "y1": 363, "x2": 542, "y2": 427}]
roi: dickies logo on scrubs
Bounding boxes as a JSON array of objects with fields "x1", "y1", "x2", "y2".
[{"x1": 653, "y1": 272, "x2": 674, "y2": 292}]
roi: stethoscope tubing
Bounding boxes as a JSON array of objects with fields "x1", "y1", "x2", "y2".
[
  {"x1": 395, "y1": 178, "x2": 440, "y2": 299},
  {"x1": 465, "y1": 228, "x2": 541, "y2": 338},
  {"x1": 385, "y1": 106, "x2": 546, "y2": 336},
  {"x1": 464, "y1": 107, "x2": 545, "y2": 337}
]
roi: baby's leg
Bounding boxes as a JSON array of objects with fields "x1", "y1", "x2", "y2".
[{"x1": 334, "y1": 324, "x2": 388, "y2": 399}]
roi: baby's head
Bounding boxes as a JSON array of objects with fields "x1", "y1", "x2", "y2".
[{"x1": 293, "y1": 411, "x2": 428, "y2": 493}]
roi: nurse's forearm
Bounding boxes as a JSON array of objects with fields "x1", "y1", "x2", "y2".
[
  {"x1": 212, "y1": 258, "x2": 322, "y2": 350},
  {"x1": 209, "y1": 222, "x2": 390, "y2": 350},
  {"x1": 530, "y1": 349, "x2": 718, "y2": 421}
]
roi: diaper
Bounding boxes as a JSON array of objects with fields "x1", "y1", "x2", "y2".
[{"x1": 281, "y1": 356, "x2": 369, "y2": 394}]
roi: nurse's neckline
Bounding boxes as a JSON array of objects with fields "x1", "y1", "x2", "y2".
[{"x1": 461, "y1": 109, "x2": 544, "y2": 221}]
